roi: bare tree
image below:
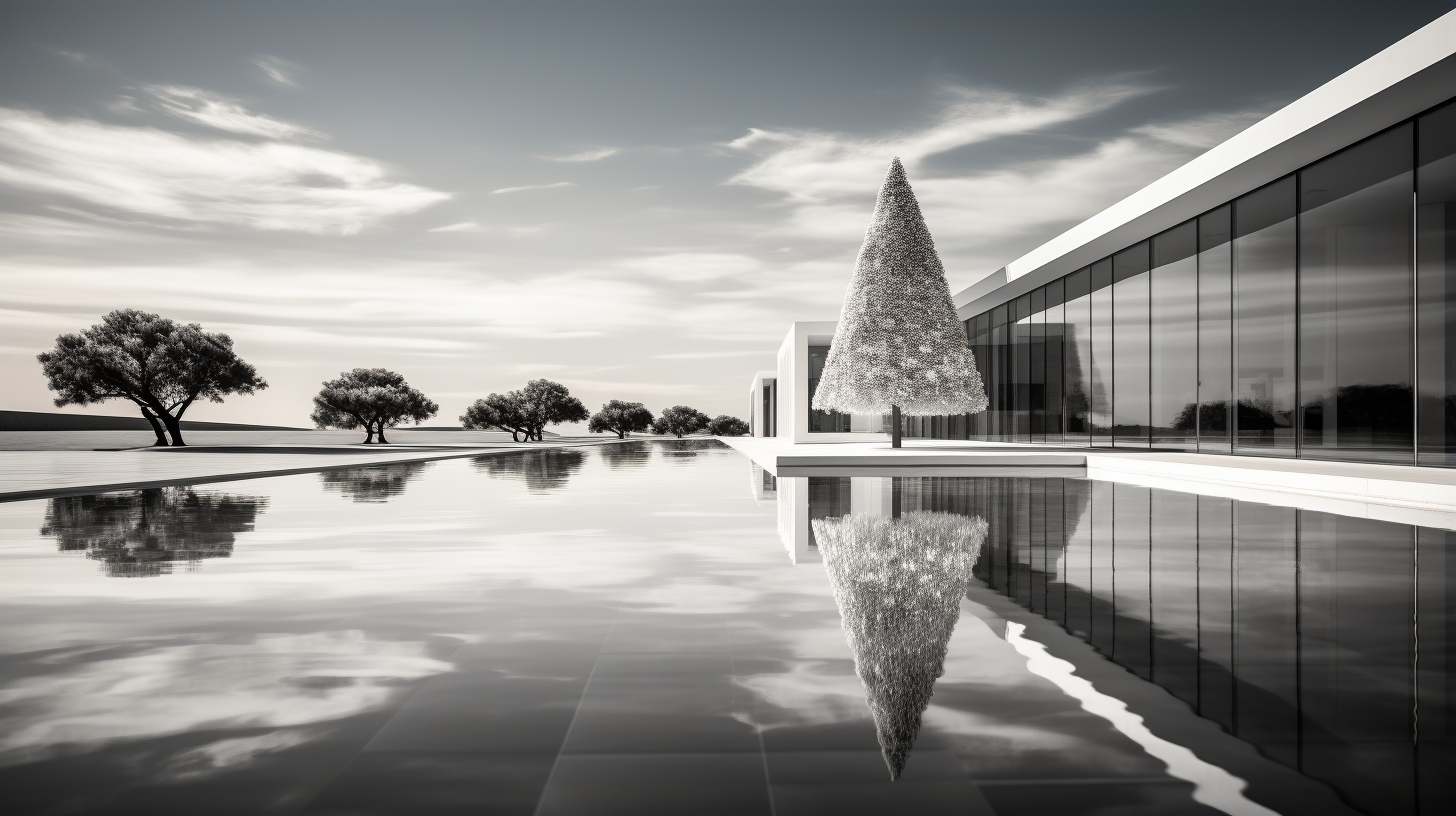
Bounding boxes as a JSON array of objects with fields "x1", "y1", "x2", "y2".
[
  {"x1": 37, "y1": 309, "x2": 267, "y2": 446},
  {"x1": 311, "y1": 368, "x2": 438, "y2": 443},
  {"x1": 588, "y1": 400, "x2": 654, "y2": 438},
  {"x1": 651, "y1": 405, "x2": 710, "y2": 438}
]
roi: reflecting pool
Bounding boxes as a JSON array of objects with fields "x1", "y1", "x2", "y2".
[{"x1": 0, "y1": 441, "x2": 1449, "y2": 815}]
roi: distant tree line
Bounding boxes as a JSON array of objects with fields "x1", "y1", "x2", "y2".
[{"x1": 38, "y1": 309, "x2": 752, "y2": 445}]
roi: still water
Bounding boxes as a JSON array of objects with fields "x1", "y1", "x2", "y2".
[{"x1": 0, "y1": 441, "x2": 1448, "y2": 815}]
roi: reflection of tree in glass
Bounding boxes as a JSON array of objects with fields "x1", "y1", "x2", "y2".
[
  {"x1": 41, "y1": 487, "x2": 267, "y2": 577},
  {"x1": 812, "y1": 511, "x2": 987, "y2": 780},
  {"x1": 319, "y1": 461, "x2": 433, "y2": 503},
  {"x1": 596, "y1": 441, "x2": 652, "y2": 469},
  {"x1": 474, "y1": 448, "x2": 584, "y2": 492}
]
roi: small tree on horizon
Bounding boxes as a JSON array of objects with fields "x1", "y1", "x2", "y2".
[
  {"x1": 651, "y1": 405, "x2": 711, "y2": 438},
  {"x1": 811, "y1": 158, "x2": 987, "y2": 448},
  {"x1": 37, "y1": 309, "x2": 267, "y2": 446},
  {"x1": 588, "y1": 400, "x2": 655, "y2": 438},
  {"x1": 310, "y1": 368, "x2": 438, "y2": 444},
  {"x1": 707, "y1": 415, "x2": 749, "y2": 436},
  {"x1": 461, "y1": 380, "x2": 589, "y2": 441}
]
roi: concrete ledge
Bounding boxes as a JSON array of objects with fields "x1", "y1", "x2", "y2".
[
  {"x1": 720, "y1": 436, "x2": 1456, "y2": 530},
  {"x1": 0, "y1": 439, "x2": 634, "y2": 504}
]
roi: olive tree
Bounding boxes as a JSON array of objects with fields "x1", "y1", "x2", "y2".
[
  {"x1": 462, "y1": 379, "x2": 588, "y2": 441},
  {"x1": 588, "y1": 400, "x2": 654, "y2": 438},
  {"x1": 707, "y1": 415, "x2": 749, "y2": 436},
  {"x1": 37, "y1": 309, "x2": 268, "y2": 446},
  {"x1": 310, "y1": 368, "x2": 438, "y2": 443},
  {"x1": 651, "y1": 405, "x2": 710, "y2": 438}
]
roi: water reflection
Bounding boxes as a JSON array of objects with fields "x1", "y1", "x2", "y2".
[
  {"x1": 813, "y1": 508, "x2": 987, "y2": 779},
  {"x1": 473, "y1": 448, "x2": 585, "y2": 492},
  {"x1": 319, "y1": 460, "x2": 433, "y2": 502},
  {"x1": 789, "y1": 474, "x2": 1455, "y2": 815},
  {"x1": 658, "y1": 438, "x2": 723, "y2": 458},
  {"x1": 597, "y1": 440, "x2": 653, "y2": 469},
  {"x1": 41, "y1": 487, "x2": 267, "y2": 577}
]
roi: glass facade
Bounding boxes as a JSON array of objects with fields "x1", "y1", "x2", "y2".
[{"x1": 920, "y1": 98, "x2": 1456, "y2": 467}]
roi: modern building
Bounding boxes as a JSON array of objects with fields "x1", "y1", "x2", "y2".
[{"x1": 752, "y1": 9, "x2": 1456, "y2": 469}]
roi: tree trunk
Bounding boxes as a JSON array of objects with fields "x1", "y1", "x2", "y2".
[
  {"x1": 616, "y1": 429, "x2": 625, "y2": 439},
  {"x1": 510, "y1": 429, "x2": 520, "y2": 443},
  {"x1": 160, "y1": 412, "x2": 186, "y2": 446},
  {"x1": 376, "y1": 422, "x2": 389, "y2": 444},
  {"x1": 891, "y1": 405, "x2": 902, "y2": 449},
  {"x1": 363, "y1": 424, "x2": 375, "y2": 443},
  {"x1": 140, "y1": 407, "x2": 169, "y2": 446}
]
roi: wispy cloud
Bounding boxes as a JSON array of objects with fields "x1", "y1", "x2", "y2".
[
  {"x1": 47, "y1": 48, "x2": 116, "y2": 71},
  {"x1": 726, "y1": 80, "x2": 1265, "y2": 254},
  {"x1": 547, "y1": 147, "x2": 620, "y2": 162},
  {"x1": 615, "y1": 252, "x2": 761, "y2": 283},
  {"x1": 490, "y1": 181, "x2": 575, "y2": 195},
  {"x1": 653, "y1": 350, "x2": 773, "y2": 359},
  {"x1": 146, "y1": 85, "x2": 319, "y2": 139},
  {"x1": 0, "y1": 107, "x2": 449, "y2": 234},
  {"x1": 428, "y1": 221, "x2": 483, "y2": 233},
  {"x1": 254, "y1": 55, "x2": 302, "y2": 87}
]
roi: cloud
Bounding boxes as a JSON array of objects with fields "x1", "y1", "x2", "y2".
[
  {"x1": 615, "y1": 252, "x2": 761, "y2": 283},
  {"x1": 146, "y1": 85, "x2": 319, "y2": 139},
  {"x1": 428, "y1": 221, "x2": 484, "y2": 233},
  {"x1": 725, "y1": 81, "x2": 1267, "y2": 255},
  {"x1": 48, "y1": 48, "x2": 116, "y2": 71},
  {"x1": 653, "y1": 350, "x2": 774, "y2": 359},
  {"x1": 727, "y1": 81, "x2": 1152, "y2": 202},
  {"x1": 0, "y1": 107, "x2": 450, "y2": 234},
  {"x1": 490, "y1": 181, "x2": 575, "y2": 195},
  {"x1": 254, "y1": 55, "x2": 302, "y2": 87},
  {"x1": 547, "y1": 147, "x2": 620, "y2": 162}
]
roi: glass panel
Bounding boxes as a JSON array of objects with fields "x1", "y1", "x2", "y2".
[
  {"x1": 807, "y1": 345, "x2": 851, "y2": 432},
  {"x1": 1198, "y1": 207, "x2": 1235, "y2": 453},
  {"x1": 1151, "y1": 223, "x2": 1199, "y2": 450},
  {"x1": 1045, "y1": 290, "x2": 1065, "y2": 446},
  {"x1": 1418, "y1": 101, "x2": 1456, "y2": 466},
  {"x1": 1113, "y1": 243, "x2": 1151, "y2": 447},
  {"x1": 1014, "y1": 298, "x2": 1033, "y2": 443},
  {"x1": 1064, "y1": 268, "x2": 1092, "y2": 445},
  {"x1": 1031, "y1": 300, "x2": 1047, "y2": 444},
  {"x1": 1299, "y1": 124, "x2": 1414, "y2": 463},
  {"x1": 1088, "y1": 480, "x2": 1115, "y2": 655},
  {"x1": 1234, "y1": 177, "x2": 1298, "y2": 456},
  {"x1": 993, "y1": 317, "x2": 1011, "y2": 441},
  {"x1": 1090, "y1": 260, "x2": 1114, "y2": 446},
  {"x1": 1299, "y1": 512, "x2": 1415, "y2": 815}
]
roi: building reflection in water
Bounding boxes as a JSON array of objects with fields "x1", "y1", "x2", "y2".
[
  {"x1": 812, "y1": 493, "x2": 986, "y2": 779},
  {"x1": 319, "y1": 460, "x2": 433, "y2": 502},
  {"x1": 779, "y1": 473, "x2": 1453, "y2": 815},
  {"x1": 474, "y1": 448, "x2": 585, "y2": 492},
  {"x1": 41, "y1": 487, "x2": 267, "y2": 577}
]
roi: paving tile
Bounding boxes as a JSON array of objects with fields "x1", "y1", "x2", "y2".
[
  {"x1": 363, "y1": 672, "x2": 589, "y2": 754},
  {"x1": 535, "y1": 753, "x2": 773, "y2": 816},
  {"x1": 766, "y1": 750, "x2": 994, "y2": 816},
  {"x1": 562, "y1": 656, "x2": 759, "y2": 754},
  {"x1": 303, "y1": 752, "x2": 555, "y2": 816}
]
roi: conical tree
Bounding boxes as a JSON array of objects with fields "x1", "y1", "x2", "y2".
[
  {"x1": 812, "y1": 510, "x2": 987, "y2": 779},
  {"x1": 812, "y1": 158, "x2": 987, "y2": 446}
]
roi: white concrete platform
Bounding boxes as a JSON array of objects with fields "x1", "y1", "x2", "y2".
[
  {"x1": 0, "y1": 440, "x2": 624, "y2": 503},
  {"x1": 719, "y1": 436, "x2": 1456, "y2": 530}
]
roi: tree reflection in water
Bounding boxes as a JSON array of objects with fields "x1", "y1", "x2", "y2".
[
  {"x1": 596, "y1": 441, "x2": 652, "y2": 469},
  {"x1": 474, "y1": 448, "x2": 584, "y2": 492},
  {"x1": 812, "y1": 510, "x2": 987, "y2": 780},
  {"x1": 657, "y1": 438, "x2": 722, "y2": 459},
  {"x1": 41, "y1": 487, "x2": 267, "y2": 577},
  {"x1": 319, "y1": 461, "x2": 433, "y2": 503}
]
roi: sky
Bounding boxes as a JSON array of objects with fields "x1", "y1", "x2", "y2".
[{"x1": 1, "y1": 0, "x2": 1452, "y2": 429}]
